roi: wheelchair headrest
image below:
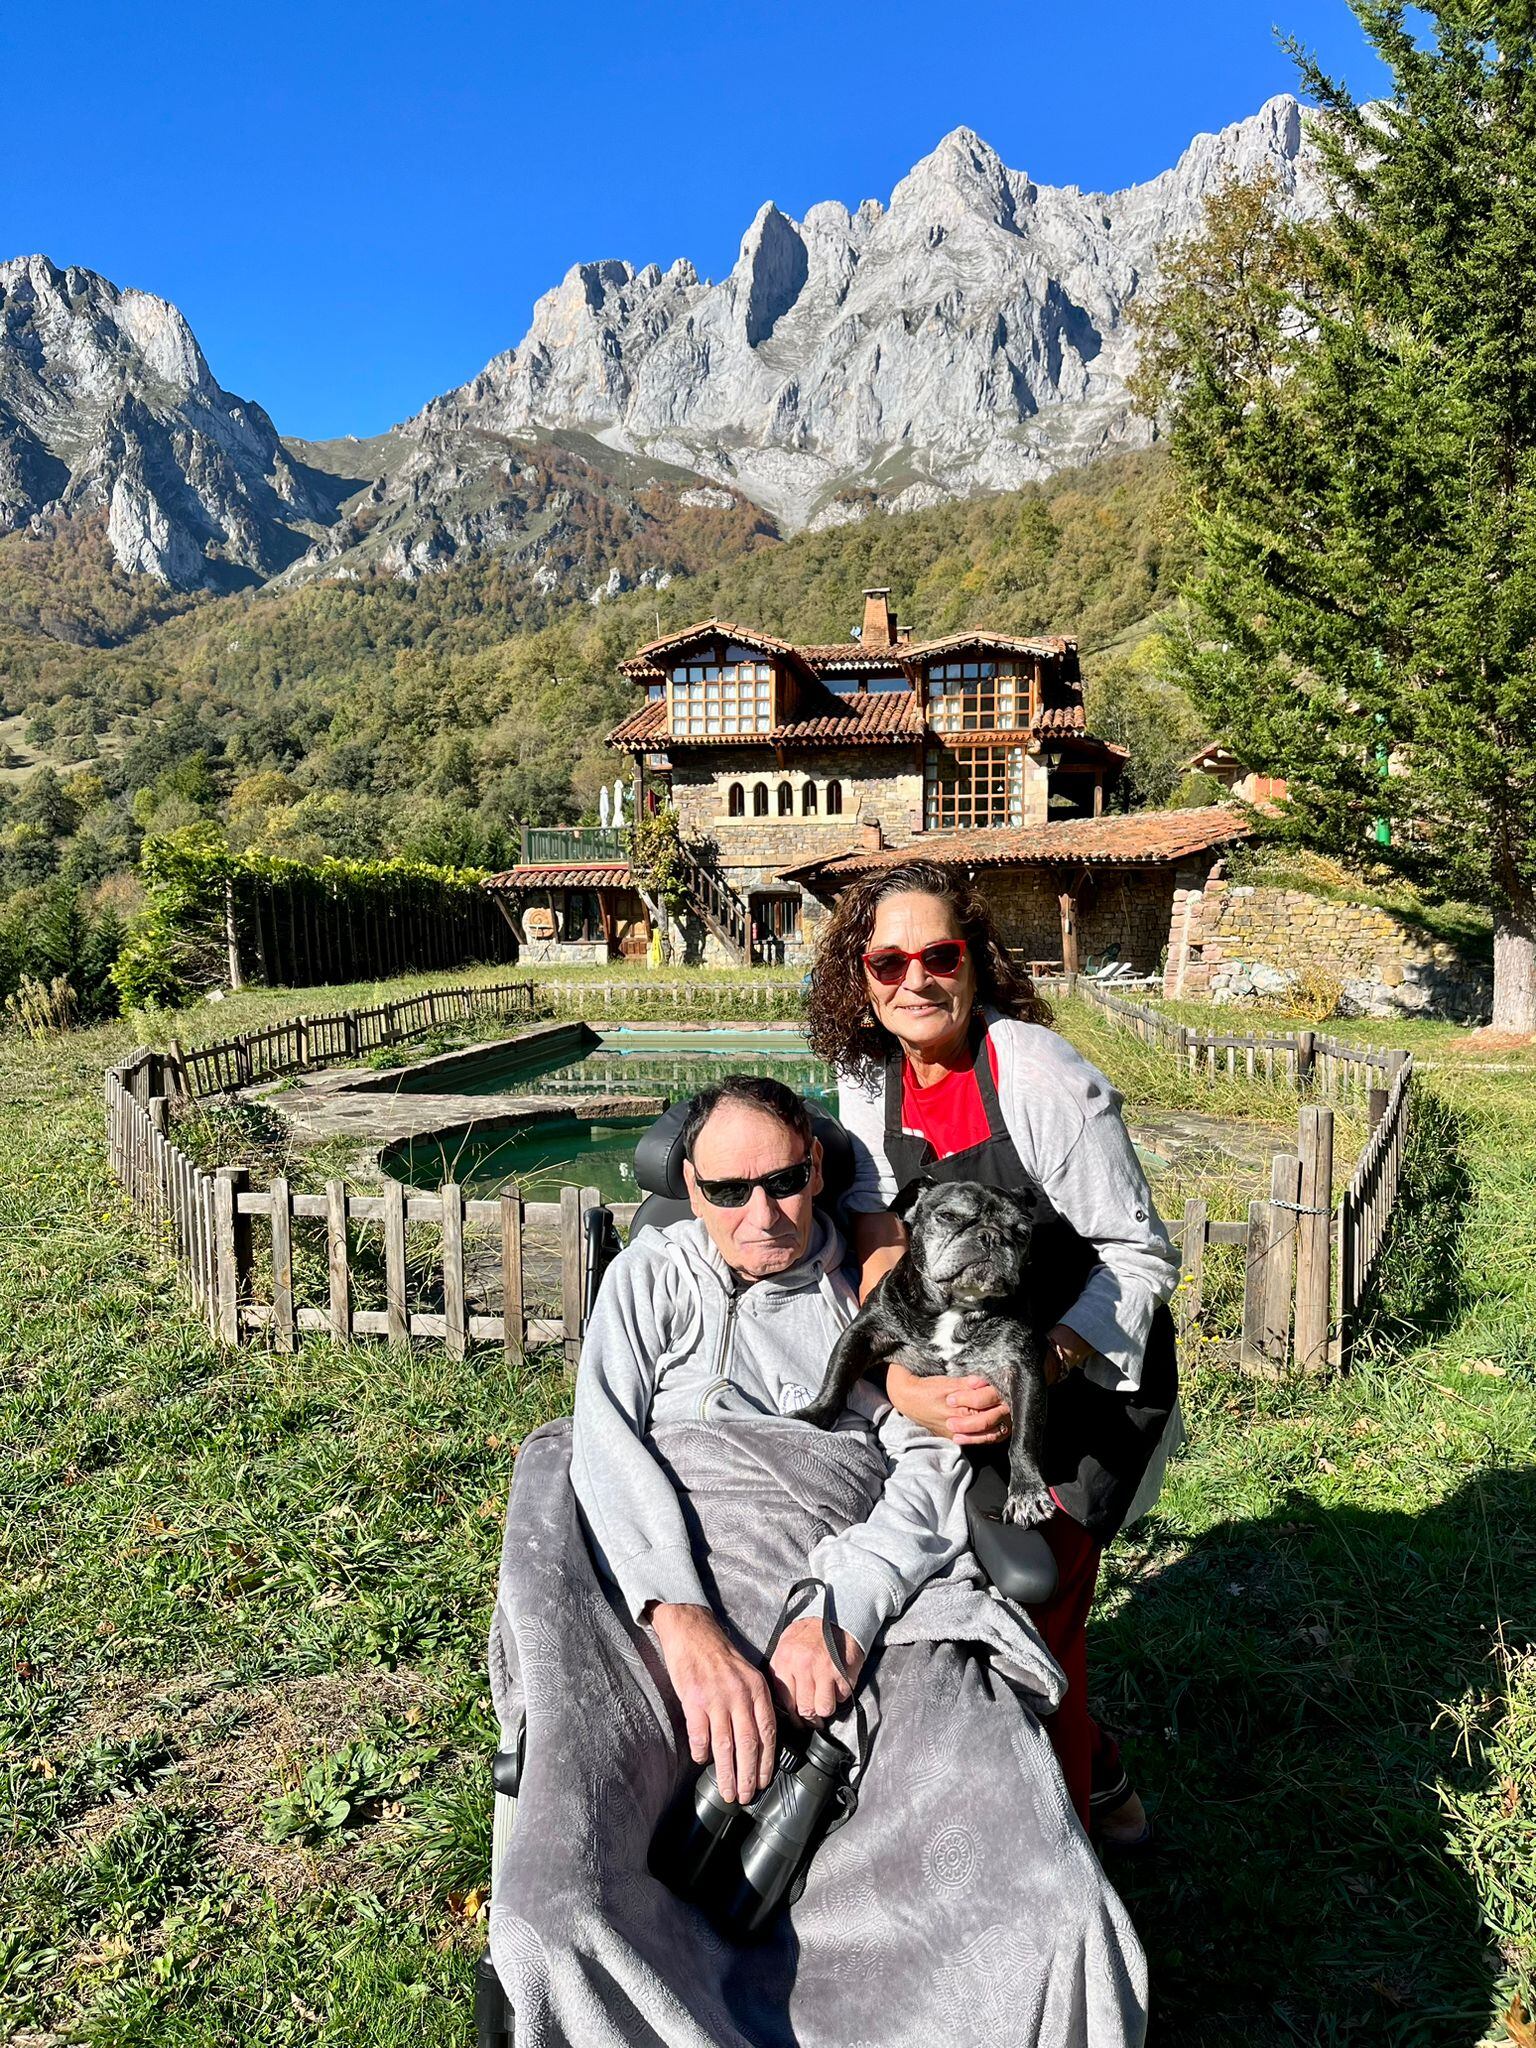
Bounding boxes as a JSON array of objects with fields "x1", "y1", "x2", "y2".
[{"x1": 632, "y1": 1093, "x2": 854, "y2": 1208}]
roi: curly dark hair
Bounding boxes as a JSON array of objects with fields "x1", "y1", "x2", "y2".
[{"x1": 805, "y1": 860, "x2": 1053, "y2": 1083}]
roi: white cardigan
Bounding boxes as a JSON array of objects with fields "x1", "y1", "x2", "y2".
[{"x1": 837, "y1": 1012, "x2": 1180, "y2": 1395}]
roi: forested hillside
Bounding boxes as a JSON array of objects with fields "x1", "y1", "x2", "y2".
[{"x1": 0, "y1": 448, "x2": 1199, "y2": 1010}]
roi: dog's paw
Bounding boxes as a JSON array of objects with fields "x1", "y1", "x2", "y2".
[
  {"x1": 1001, "y1": 1486, "x2": 1055, "y2": 1529},
  {"x1": 792, "y1": 1403, "x2": 836, "y2": 1431}
]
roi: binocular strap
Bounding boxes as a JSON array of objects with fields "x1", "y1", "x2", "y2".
[{"x1": 764, "y1": 1577, "x2": 872, "y2": 1828}]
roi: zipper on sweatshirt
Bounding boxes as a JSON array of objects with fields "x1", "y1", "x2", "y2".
[{"x1": 712, "y1": 1287, "x2": 740, "y2": 1385}]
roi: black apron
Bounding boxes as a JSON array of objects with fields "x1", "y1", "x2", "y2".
[{"x1": 882, "y1": 1029, "x2": 1178, "y2": 1543}]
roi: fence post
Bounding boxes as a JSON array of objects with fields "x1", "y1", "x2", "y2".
[
  {"x1": 500, "y1": 1187, "x2": 525, "y2": 1363},
  {"x1": 213, "y1": 1166, "x2": 251, "y2": 1347},
  {"x1": 442, "y1": 1182, "x2": 467, "y2": 1362},
  {"x1": 1295, "y1": 1029, "x2": 1316, "y2": 1090},
  {"x1": 1262, "y1": 1153, "x2": 1301, "y2": 1367},
  {"x1": 325, "y1": 1181, "x2": 350, "y2": 1343},
  {"x1": 1240, "y1": 1199, "x2": 1274, "y2": 1372},
  {"x1": 1177, "y1": 1198, "x2": 1207, "y2": 1337},
  {"x1": 1294, "y1": 1105, "x2": 1335, "y2": 1372},
  {"x1": 269, "y1": 1175, "x2": 296, "y2": 1351},
  {"x1": 560, "y1": 1186, "x2": 584, "y2": 1376},
  {"x1": 383, "y1": 1179, "x2": 408, "y2": 1345}
]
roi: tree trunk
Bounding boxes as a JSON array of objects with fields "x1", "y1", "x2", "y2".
[{"x1": 1492, "y1": 886, "x2": 1536, "y2": 1033}]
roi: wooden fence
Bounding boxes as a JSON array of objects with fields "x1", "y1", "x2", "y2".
[
  {"x1": 1061, "y1": 982, "x2": 1415, "y2": 1371},
  {"x1": 106, "y1": 1062, "x2": 625, "y2": 1369},
  {"x1": 108, "y1": 973, "x2": 1416, "y2": 1375},
  {"x1": 124, "y1": 981, "x2": 539, "y2": 1102}
]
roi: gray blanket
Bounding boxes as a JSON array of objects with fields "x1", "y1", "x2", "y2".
[{"x1": 489, "y1": 1417, "x2": 1147, "y2": 2047}]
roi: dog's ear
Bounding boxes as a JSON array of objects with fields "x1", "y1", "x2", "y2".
[{"x1": 890, "y1": 1175, "x2": 936, "y2": 1223}]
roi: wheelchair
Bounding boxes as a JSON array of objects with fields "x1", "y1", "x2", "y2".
[{"x1": 474, "y1": 1091, "x2": 1054, "y2": 2045}]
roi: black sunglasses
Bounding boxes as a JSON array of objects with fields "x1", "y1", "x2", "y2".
[{"x1": 691, "y1": 1155, "x2": 816, "y2": 1209}]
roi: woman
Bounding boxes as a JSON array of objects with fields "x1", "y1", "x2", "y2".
[{"x1": 805, "y1": 859, "x2": 1180, "y2": 1845}]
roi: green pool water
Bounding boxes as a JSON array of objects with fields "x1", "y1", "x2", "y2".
[{"x1": 385, "y1": 1030, "x2": 836, "y2": 1202}]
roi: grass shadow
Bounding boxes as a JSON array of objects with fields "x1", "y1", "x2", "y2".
[
  {"x1": 1357, "y1": 1086, "x2": 1478, "y2": 1357},
  {"x1": 1094, "y1": 1463, "x2": 1533, "y2": 2046}
]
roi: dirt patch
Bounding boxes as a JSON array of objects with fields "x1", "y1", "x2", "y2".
[
  {"x1": 57, "y1": 1666, "x2": 437, "y2": 1903},
  {"x1": 1457, "y1": 1028, "x2": 1535, "y2": 1054}
]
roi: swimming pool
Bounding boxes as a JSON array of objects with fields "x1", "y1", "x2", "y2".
[{"x1": 380, "y1": 1028, "x2": 835, "y2": 1202}]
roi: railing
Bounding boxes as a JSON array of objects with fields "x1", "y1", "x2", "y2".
[
  {"x1": 1061, "y1": 979, "x2": 1415, "y2": 1372},
  {"x1": 145, "y1": 981, "x2": 537, "y2": 1100},
  {"x1": 108, "y1": 972, "x2": 1416, "y2": 1377},
  {"x1": 519, "y1": 825, "x2": 630, "y2": 864},
  {"x1": 105, "y1": 1065, "x2": 625, "y2": 1370},
  {"x1": 675, "y1": 844, "x2": 750, "y2": 959}
]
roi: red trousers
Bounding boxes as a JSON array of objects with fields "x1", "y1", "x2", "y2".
[{"x1": 1026, "y1": 1512, "x2": 1123, "y2": 1829}]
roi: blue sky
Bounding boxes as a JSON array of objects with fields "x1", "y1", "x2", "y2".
[{"x1": 2, "y1": 1, "x2": 1390, "y2": 441}]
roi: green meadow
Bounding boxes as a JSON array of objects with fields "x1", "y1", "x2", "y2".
[{"x1": 2, "y1": 973, "x2": 1532, "y2": 2045}]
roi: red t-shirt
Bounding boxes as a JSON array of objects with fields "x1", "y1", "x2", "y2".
[{"x1": 900, "y1": 1038, "x2": 999, "y2": 1160}]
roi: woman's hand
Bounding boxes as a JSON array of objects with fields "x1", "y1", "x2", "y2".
[
  {"x1": 768, "y1": 1616, "x2": 865, "y2": 1724},
  {"x1": 851, "y1": 1210, "x2": 908, "y2": 1302},
  {"x1": 1044, "y1": 1323, "x2": 1094, "y2": 1384},
  {"x1": 886, "y1": 1360, "x2": 1012, "y2": 1446}
]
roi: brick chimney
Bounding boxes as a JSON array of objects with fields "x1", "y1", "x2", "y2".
[
  {"x1": 861, "y1": 588, "x2": 895, "y2": 650},
  {"x1": 860, "y1": 819, "x2": 884, "y2": 852}
]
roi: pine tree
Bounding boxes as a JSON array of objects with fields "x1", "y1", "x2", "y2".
[{"x1": 1136, "y1": 2, "x2": 1536, "y2": 1030}]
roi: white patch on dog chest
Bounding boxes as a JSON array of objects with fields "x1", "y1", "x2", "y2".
[{"x1": 932, "y1": 1311, "x2": 969, "y2": 1363}]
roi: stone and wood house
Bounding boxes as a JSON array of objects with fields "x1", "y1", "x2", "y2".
[{"x1": 484, "y1": 589, "x2": 1249, "y2": 972}]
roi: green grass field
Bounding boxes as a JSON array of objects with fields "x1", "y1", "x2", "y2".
[{"x1": 2, "y1": 974, "x2": 1532, "y2": 2046}]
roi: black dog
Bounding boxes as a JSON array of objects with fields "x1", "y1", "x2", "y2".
[{"x1": 795, "y1": 1177, "x2": 1094, "y2": 1527}]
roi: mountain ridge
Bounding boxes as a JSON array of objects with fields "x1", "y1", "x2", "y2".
[{"x1": 0, "y1": 96, "x2": 1323, "y2": 595}]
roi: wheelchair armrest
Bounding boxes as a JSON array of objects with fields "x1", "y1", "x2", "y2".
[
  {"x1": 491, "y1": 1718, "x2": 527, "y2": 1798},
  {"x1": 965, "y1": 1465, "x2": 1059, "y2": 1606}
]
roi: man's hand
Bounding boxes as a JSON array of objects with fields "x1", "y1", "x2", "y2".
[
  {"x1": 886, "y1": 1360, "x2": 1012, "y2": 1446},
  {"x1": 1044, "y1": 1323, "x2": 1094, "y2": 1385},
  {"x1": 768, "y1": 1616, "x2": 865, "y2": 1724},
  {"x1": 648, "y1": 1602, "x2": 777, "y2": 1804}
]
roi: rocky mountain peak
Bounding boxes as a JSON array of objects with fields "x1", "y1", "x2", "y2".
[
  {"x1": 0, "y1": 95, "x2": 1328, "y2": 591},
  {"x1": 0, "y1": 253, "x2": 337, "y2": 588}
]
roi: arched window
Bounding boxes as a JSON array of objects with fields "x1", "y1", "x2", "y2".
[
  {"x1": 826, "y1": 780, "x2": 843, "y2": 816},
  {"x1": 777, "y1": 781, "x2": 793, "y2": 816},
  {"x1": 727, "y1": 782, "x2": 745, "y2": 817},
  {"x1": 753, "y1": 782, "x2": 770, "y2": 817},
  {"x1": 801, "y1": 781, "x2": 818, "y2": 815}
]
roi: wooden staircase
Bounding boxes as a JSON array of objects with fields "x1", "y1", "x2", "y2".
[{"x1": 675, "y1": 843, "x2": 752, "y2": 963}]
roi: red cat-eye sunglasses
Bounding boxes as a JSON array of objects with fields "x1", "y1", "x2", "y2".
[{"x1": 862, "y1": 938, "x2": 970, "y2": 985}]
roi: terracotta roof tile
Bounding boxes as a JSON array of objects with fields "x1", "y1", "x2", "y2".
[
  {"x1": 483, "y1": 863, "x2": 631, "y2": 889},
  {"x1": 784, "y1": 807, "x2": 1253, "y2": 884},
  {"x1": 608, "y1": 699, "x2": 669, "y2": 746}
]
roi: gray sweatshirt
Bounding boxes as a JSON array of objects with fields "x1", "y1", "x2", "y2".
[
  {"x1": 838, "y1": 1012, "x2": 1181, "y2": 1394},
  {"x1": 570, "y1": 1213, "x2": 969, "y2": 1653}
]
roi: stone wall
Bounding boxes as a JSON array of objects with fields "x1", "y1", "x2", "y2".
[
  {"x1": 670, "y1": 749, "x2": 924, "y2": 879},
  {"x1": 1165, "y1": 874, "x2": 1491, "y2": 1020},
  {"x1": 981, "y1": 867, "x2": 1183, "y2": 973}
]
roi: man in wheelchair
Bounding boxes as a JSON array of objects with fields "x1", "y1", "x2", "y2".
[{"x1": 485, "y1": 1076, "x2": 1148, "y2": 2047}]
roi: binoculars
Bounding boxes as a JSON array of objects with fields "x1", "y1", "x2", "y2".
[{"x1": 652, "y1": 1722, "x2": 856, "y2": 1941}]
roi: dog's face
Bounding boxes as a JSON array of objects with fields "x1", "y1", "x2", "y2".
[{"x1": 897, "y1": 1178, "x2": 1041, "y2": 1306}]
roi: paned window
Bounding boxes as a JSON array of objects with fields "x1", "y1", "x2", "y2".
[
  {"x1": 727, "y1": 782, "x2": 744, "y2": 817},
  {"x1": 826, "y1": 780, "x2": 843, "y2": 816},
  {"x1": 925, "y1": 658, "x2": 1030, "y2": 734},
  {"x1": 751, "y1": 893, "x2": 802, "y2": 941},
  {"x1": 924, "y1": 745, "x2": 1026, "y2": 829},
  {"x1": 801, "y1": 781, "x2": 818, "y2": 815},
  {"x1": 753, "y1": 782, "x2": 770, "y2": 817},
  {"x1": 777, "y1": 781, "x2": 793, "y2": 816},
  {"x1": 669, "y1": 653, "x2": 775, "y2": 736}
]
